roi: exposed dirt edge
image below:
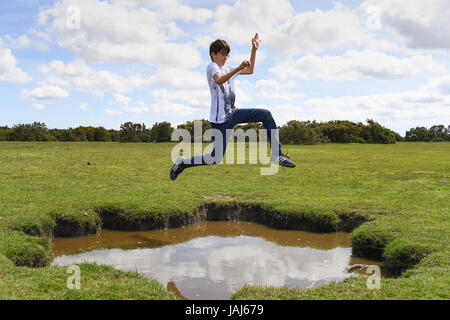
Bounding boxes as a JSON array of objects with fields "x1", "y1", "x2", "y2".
[
  {"x1": 8, "y1": 201, "x2": 427, "y2": 278},
  {"x1": 95, "y1": 202, "x2": 370, "y2": 234}
]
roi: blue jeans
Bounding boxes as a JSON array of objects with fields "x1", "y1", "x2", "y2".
[{"x1": 183, "y1": 108, "x2": 283, "y2": 169}]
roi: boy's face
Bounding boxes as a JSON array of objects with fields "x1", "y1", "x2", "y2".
[{"x1": 212, "y1": 50, "x2": 229, "y2": 67}]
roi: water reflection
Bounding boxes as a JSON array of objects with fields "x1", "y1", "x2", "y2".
[{"x1": 51, "y1": 221, "x2": 383, "y2": 300}]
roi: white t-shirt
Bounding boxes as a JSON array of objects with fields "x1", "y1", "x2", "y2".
[{"x1": 207, "y1": 62, "x2": 241, "y2": 124}]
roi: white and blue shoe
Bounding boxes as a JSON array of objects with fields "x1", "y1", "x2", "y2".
[
  {"x1": 170, "y1": 157, "x2": 186, "y2": 181},
  {"x1": 271, "y1": 153, "x2": 296, "y2": 168}
]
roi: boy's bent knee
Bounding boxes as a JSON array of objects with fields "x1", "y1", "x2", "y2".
[
  {"x1": 261, "y1": 108, "x2": 273, "y2": 120},
  {"x1": 262, "y1": 108, "x2": 271, "y2": 115}
]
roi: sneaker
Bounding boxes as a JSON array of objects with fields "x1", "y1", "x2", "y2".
[
  {"x1": 271, "y1": 153, "x2": 296, "y2": 168},
  {"x1": 170, "y1": 157, "x2": 185, "y2": 181}
]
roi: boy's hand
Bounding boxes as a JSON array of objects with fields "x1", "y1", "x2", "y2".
[
  {"x1": 239, "y1": 60, "x2": 251, "y2": 71},
  {"x1": 252, "y1": 33, "x2": 261, "y2": 50}
]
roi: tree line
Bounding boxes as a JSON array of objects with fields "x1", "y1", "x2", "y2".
[
  {"x1": 404, "y1": 125, "x2": 450, "y2": 142},
  {"x1": 0, "y1": 120, "x2": 448, "y2": 144}
]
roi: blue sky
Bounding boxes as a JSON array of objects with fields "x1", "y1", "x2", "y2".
[{"x1": 1, "y1": 0, "x2": 449, "y2": 135}]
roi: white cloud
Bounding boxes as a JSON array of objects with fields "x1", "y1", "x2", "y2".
[
  {"x1": 302, "y1": 75, "x2": 450, "y2": 125},
  {"x1": 214, "y1": 1, "x2": 369, "y2": 56},
  {"x1": 365, "y1": 39, "x2": 401, "y2": 53},
  {"x1": 361, "y1": 0, "x2": 450, "y2": 50},
  {"x1": 111, "y1": 93, "x2": 132, "y2": 106},
  {"x1": 22, "y1": 86, "x2": 69, "y2": 100},
  {"x1": 3, "y1": 30, "x2": 52, "y2": 51},
  {"x1": 30, "y1": 30, "x2": 51, "y2": 43},
  {"x1": 146, "y1": 67, "x2": 211, "y2": 114},
  {"x1": 235, "y1": 87, "x2": 252, "y2": 104},
  {"x1": 270, "y1": 6, "x2": 368, "y2": 56},
  {"x1": 254, "y1": 79, "x2": 304, "y2": 100},
  {"x1": 80, "y1": 102, "x2": 88, "y2": 110},
  {"x1": 0, "y1": 39, "x2": 32, "y2": 83},
  {"x1": 32, "y1": 103, "x2": 45, "y2": 110},
  {"x1": 38, "y1": 0, "x2": 203, "y2": 68},
  {"x1": 235, "y1": 79, "x2": 304, "y2": 103},
  {"x1": 136, "y1": 0, "x2": 213, "y2": 23},
  {"x1": 271, "y1": 104, "x2": 305, "y2": 126},
  {"x1": 152, "y1": 88, "x2": 210, "y2": 109},
  {"x1": 108, "y1": 93, "x2": 149, "y2": 114},
  {"x1": 195, "y1": 35, "x2": 216, "y2": 50},
  {"x1": 151, "y1": 99, "x2": 198, "y2": 117},
  {"x1": 228, "y1": 50, "x2": 267, "y2": 66},
  {"x1": 105, "y1": 109, "x2": 123, "y2": 115},
  {"x1": 424, "y1": 74, "x2": 450, "y2": 95},
  {"x1": 270, "y1": 50, "x2": 443, "y2": 81},
  {"x1": 3, "y1": 34, "x2": 31, "y2": 48},
  {"x1": 122, "y1": 105, "x2": 150, "y2": 114},
  {"x1": 148, "y1": 68, "x2": 205, "y2": 91},
  {"x1": 39, "y1": 60, "x2": 149, "y2": 96},
  {"x1": 214, "y1": 0, "x2": 294, "y2": 46}
]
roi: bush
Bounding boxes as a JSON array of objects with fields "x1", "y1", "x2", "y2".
[
  {"x1": 365, "y1": 119, "x2": 397, "y2": 144},
  {"x1": 94, "y1": 127, "x2": 111, "y2": 142},
  {"x1": 279, "y1": 120, "x2": 325, "y2": 145},
  {"x1": 394, "y1": 131, "x2": 404, "y2": 142},
  {"x1": 150, "y1": 122, "x2": 174, "y2": 142},
  {"x1": 279, "y1": 119, "x2": 396, "y2": 145},
  {"x1": 59, "y1": 129, "x2": 81, "y2": 141},
  {"x1": 7, "y1": 122, "x2": 50, "y2": 141},
  {"x1": 406, "y1": 125, "x2": 449, "y2": 142},
  {"x1": 320, "y1": 120, "x2": 365, "y2": 143},
  {"x1": 177, "y1": 120, "x2": 211, "y2": 142},
  {"x1": 120, "y1": 122, "x2": 149, "y2": 143},
  {"x1": 0, "y1": 126, "x2": 8, "y2": 141}
]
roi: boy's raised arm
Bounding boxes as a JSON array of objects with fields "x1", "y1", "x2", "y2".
[{"x1": 241, "y1": 33, "x2": 260, "y2": 75}]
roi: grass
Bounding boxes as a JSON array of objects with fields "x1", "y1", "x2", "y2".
[{"x1": 0, "y1": 141, "x2": 448, "y2": 299}]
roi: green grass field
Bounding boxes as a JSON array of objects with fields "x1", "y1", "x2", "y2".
[{"x1": 0, "y1": 141, "x2": 448, "y2": 300}]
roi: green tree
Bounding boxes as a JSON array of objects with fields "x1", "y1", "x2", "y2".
[
  {"x1": 279, "y1": 120, "x2": 324, "y2": 145},
  {"x1": 108, "y1": 129, "x2": 120, "y2": 142},
  {"x1": 8, "y1": 122, "x2": 53, "y2": 141},
  {"x1": 72, "y1": 127, "x2": 88, "y2": 141},
  {"x1": 365, "y1": 119, "x2": 396, "y2": 144},
  {"x1": 0, "y1": 126, "x2": 10, "y2": 141},
  {"x1": 177, "y1": 120, "x2": 211, "y2": 142},
  {"x1": 120, "y1": 122, "x2": 140, "y2": 142},
  {"x1": 428, "y1": 125, "x2": 449, "y2": 142},
  {"x1": 405, "y1": 127, "x2": 429, "y2": 142},
  {"x1": 319, "y1": 120, "x2": 365, "y2": 143},
  {"x1": 94, "y1": 126, "x2": 111, "y2": 141},
  {"x1": 234, "y1": 123, "x2": 263, "y2": 142},
  {"x1": 150, "y1": 122, "x2": 174, "y2": 142},
  {"x1": 59, "y1": 128, "x2": 79, "y2": 141}
]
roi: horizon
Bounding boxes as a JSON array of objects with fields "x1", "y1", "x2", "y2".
[
  {"x1": 1, "y1": 118, "x2": 448, "y2": 136},
  {"x1": 1, "y1": 0, "x2": 449, "y2": 135}
]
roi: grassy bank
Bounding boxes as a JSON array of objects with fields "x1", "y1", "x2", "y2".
[{"x1": 0, "y1": 141, "x2": 448, "y2": 299}]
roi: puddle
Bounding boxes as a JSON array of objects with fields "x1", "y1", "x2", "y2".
[{"x1": 51, "y1": 221, "x2": 388, "y2": 300}]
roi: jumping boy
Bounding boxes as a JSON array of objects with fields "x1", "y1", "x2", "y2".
[{"x1": 170, "y1": 33, "x2": 296, "y2": 181}]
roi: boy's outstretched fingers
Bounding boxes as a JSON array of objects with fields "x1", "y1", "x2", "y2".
[{"x1": 252, "y1": 33, "x2": 261, "y2": 49}]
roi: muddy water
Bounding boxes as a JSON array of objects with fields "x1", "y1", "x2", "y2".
[{"x1": 51, "y1": 221, "x2": 386, "y2": 300}]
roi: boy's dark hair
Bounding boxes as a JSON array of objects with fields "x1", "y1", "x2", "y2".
[{"x1": 209, "y1": 39, "x2": 230, "y2": 61}]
